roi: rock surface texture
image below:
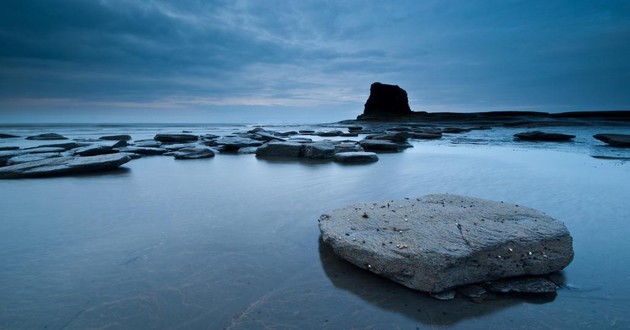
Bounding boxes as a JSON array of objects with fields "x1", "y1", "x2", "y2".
[
  {"x1": 319, "y1": 194, "x2": 574, "y2": 293},
  {"x1": 360, "y1": 82, "x2": 412, "y2": 119}
]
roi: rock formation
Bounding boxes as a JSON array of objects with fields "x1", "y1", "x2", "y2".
[
  {"x1": 319, "y1": 194, "x2": 574, "y2": 293},
  {"x1": 358, "y1": 82, "x2": 412, "y2": 119}
]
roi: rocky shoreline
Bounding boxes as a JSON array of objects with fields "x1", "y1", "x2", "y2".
[{"x1": 1, "y1": 117, "x2": 629, "y2": 179}]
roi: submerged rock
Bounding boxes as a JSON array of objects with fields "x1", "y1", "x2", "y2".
[
  {"x1": 593, "y1": 133, "x2": 630, "y2": 147},
  {"x1": 318, "y1": 194, "x2": 574, "y2": 293},
  {"x1": 0, "y1": 153, "x2": 132, "y2": 179},
  {"x1": 485, "y1": 276, "x2": 559, "y2": 293},
  {"x1": 25, "y1": 133, "x2": 67, "y2": 140},
  {"x1": 514, "y1": 131, "x2": 575, "y2": 142},
  {"x1": 334, "y1": 152, "x2": 379, "y2": 164}
]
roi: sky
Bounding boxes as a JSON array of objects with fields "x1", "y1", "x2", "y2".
[{"x1": 0, "y1": 0, "x2": 629, "y2": 123}]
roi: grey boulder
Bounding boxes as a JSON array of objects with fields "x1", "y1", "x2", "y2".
[
  {"x1": 0, "y1": 153, "x2": 132, "y2": 179},
  {"x1": 319, "y1": 194, "x2": 574, "y2": 293}
]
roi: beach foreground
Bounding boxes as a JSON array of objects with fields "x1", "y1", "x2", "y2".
[{"x1": 0, "y1": 123, "x2": 629, "y2": 329}]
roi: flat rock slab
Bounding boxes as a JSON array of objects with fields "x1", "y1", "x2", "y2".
[
  {"x1": 359, "y1": 139, "x2": 412, "y2": 151},
  {"x1": 334, "y1": 151, "x2": 379, "y2": 164},
  {"x1": 593, "y1": 133, "x2": 630, "y2": 147},
  {"x1": 0, "y1": 153, "x2": 132, "y2": 179},
  {"x1": 154, "y1": 134, "x2": 198, "y2": 143},
  {"x1": 25, "y1": 133, "x2": 68, "y2": 140},
  {"x1": 514, "y1": 131, "x2": 575, "y2": 142},
  {"x1": 319, "y1": 194, "x2": 574, "y2": 293}
]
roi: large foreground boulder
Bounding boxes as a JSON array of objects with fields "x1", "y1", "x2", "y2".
[
  {"x1": 0, "y1": 153, "x2": 132, "y2": 179},
  {"x1": 593, "y1": 133, "x2": 630, "y2": 147},
  {"x1": 319, "y1": 194, "x2": 574, "y2": 293}
]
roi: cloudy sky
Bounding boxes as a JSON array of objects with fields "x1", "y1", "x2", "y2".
[{"x1": 1, "y1": 0, "x2": 629, "y2": 123}]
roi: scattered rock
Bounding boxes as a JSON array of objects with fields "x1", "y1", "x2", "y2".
[
  {"x1": 0, "y1": 153, "x2": 132, "y2": 179},
  {"x1": 256, "y1": 141, "x2": 304, "y2": 158},
  {"x1": 334, "y1": 152, "x2": 379, "y2": 164},
  {"x1": 409, "y1": 132, "x2": 442, "y2": 140},
  {"x1": 347, "y1": 125, "x2": 363, "y2": 132},
  {"x1": 116, "y1": 146, "x2": 167, "y2": 155},
  {"x1": 334, "y1": 142, "x2": 363, "y2": 153},
  {"x1": 134, "y1": 140, "x2": 162, "y2": 148},
  {"x1": 514, "y1": 131, "x2": 575, "y2": 142},
  {"x1": 303, "y1": 142, "x2": 336, "y2": 159},
  {"x1": 154, "y1": 134, "x2": 198, "y2": 143},
  {"x1": 172, "y1": 146, "x2": 215, "y2": 159},
  {"x1": 359, "y1": 139, "x2": 412, "y2": 152},
  {"x1": 593, "y1": 133, "x2": 630, "y2": 147},
  {"x1": 216, "y1": 136, "x2": 264, "y2": 151},
  {"x1": 318, "y1": 194, "x2": 574, "y2": 293},
  {"x1": 25, "y1": 133, "x2": 67, "y2": 140},
  {"x1": 317, "y1": 130, "x2": 343, "y2": 137},
  {"x1": 0, "y1": 146, "x2": 19, "y2": 151},
  {"x1": 237, "y1": 147, "x2": 258, "y2": 154},
  {"x1": 1, "y1": 148, "x2": 66, "y2": 166},
  {"x1": 366, "y1": 131, "x2": 409, "y2": 142},
  {"x1": 34, "y1": 142, "x2": 88, "y2": 150},
  {"x1": 442, "y1": 127, "x2": 472, "y2": 134},
  {"x1": 6, "y1": 152, "x2": 63, "y2": 165},
  {"x1": 485, "y1": 276, "x2": 559, "y2": 294},
  {"x1": 0, "y1": 133, "x2": 19, "y2": 139},
  {"x1": 99, "y1": 134, "x2": 132, "y2": 141},
  {"x1": 73, "y1": 145, "x2": 117, "y2": 156}
]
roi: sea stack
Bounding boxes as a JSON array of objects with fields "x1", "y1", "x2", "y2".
[{"x1": 358, "y1": 82, "x2": 412, "y2": 119}]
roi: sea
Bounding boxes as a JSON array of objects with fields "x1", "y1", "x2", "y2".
[{"x1": 0, "y1": 122, "x2": 629, "y2": 329}]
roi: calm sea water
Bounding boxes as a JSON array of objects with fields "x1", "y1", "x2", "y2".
[{"x1": 0, "y1": 123, "x2": 629, "y2": 329}]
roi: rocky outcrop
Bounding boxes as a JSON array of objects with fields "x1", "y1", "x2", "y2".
[
  {"x1": 0, "y1": 153, "x2": 132, "y2": 179},
  {"x1": 593, "y1": 133, "x2": 630, "y2": 147},
  {"x1": 359, "y1": 82, "x2": 412, "y2": 119},
  {"x1": 25, "y1": 133, "x2": 67, "y2": 140},
  {"x1": 334, "y1": 152, "x2": 379, "y2": 164},
  {"x1": 514, "y1": 131, "x2": 575, "y2": 142},
  {"x1": 319, "y1": 194, "x2": 574, "y2": 293}
]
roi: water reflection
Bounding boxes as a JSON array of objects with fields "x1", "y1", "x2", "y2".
[{"x1": 317, "y1": 238, "x2": 538, "y2": 327}]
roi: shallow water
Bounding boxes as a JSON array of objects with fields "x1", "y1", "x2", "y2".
[{"x1": 0, "y1": 124, "x2": 629, "y2": 329}]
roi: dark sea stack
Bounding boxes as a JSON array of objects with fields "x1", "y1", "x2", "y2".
[{"x1": 359, "y1": 82, "x2": 412, "y2": 119}]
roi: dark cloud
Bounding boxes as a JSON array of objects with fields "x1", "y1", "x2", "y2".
[{"x1": 0, "y1": 0, "x2": 629, "y2": 122}]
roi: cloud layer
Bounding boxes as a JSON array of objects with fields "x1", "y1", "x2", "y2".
[{"x1": 1, "y1": 0, "x2": 629, "y2": 122}]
